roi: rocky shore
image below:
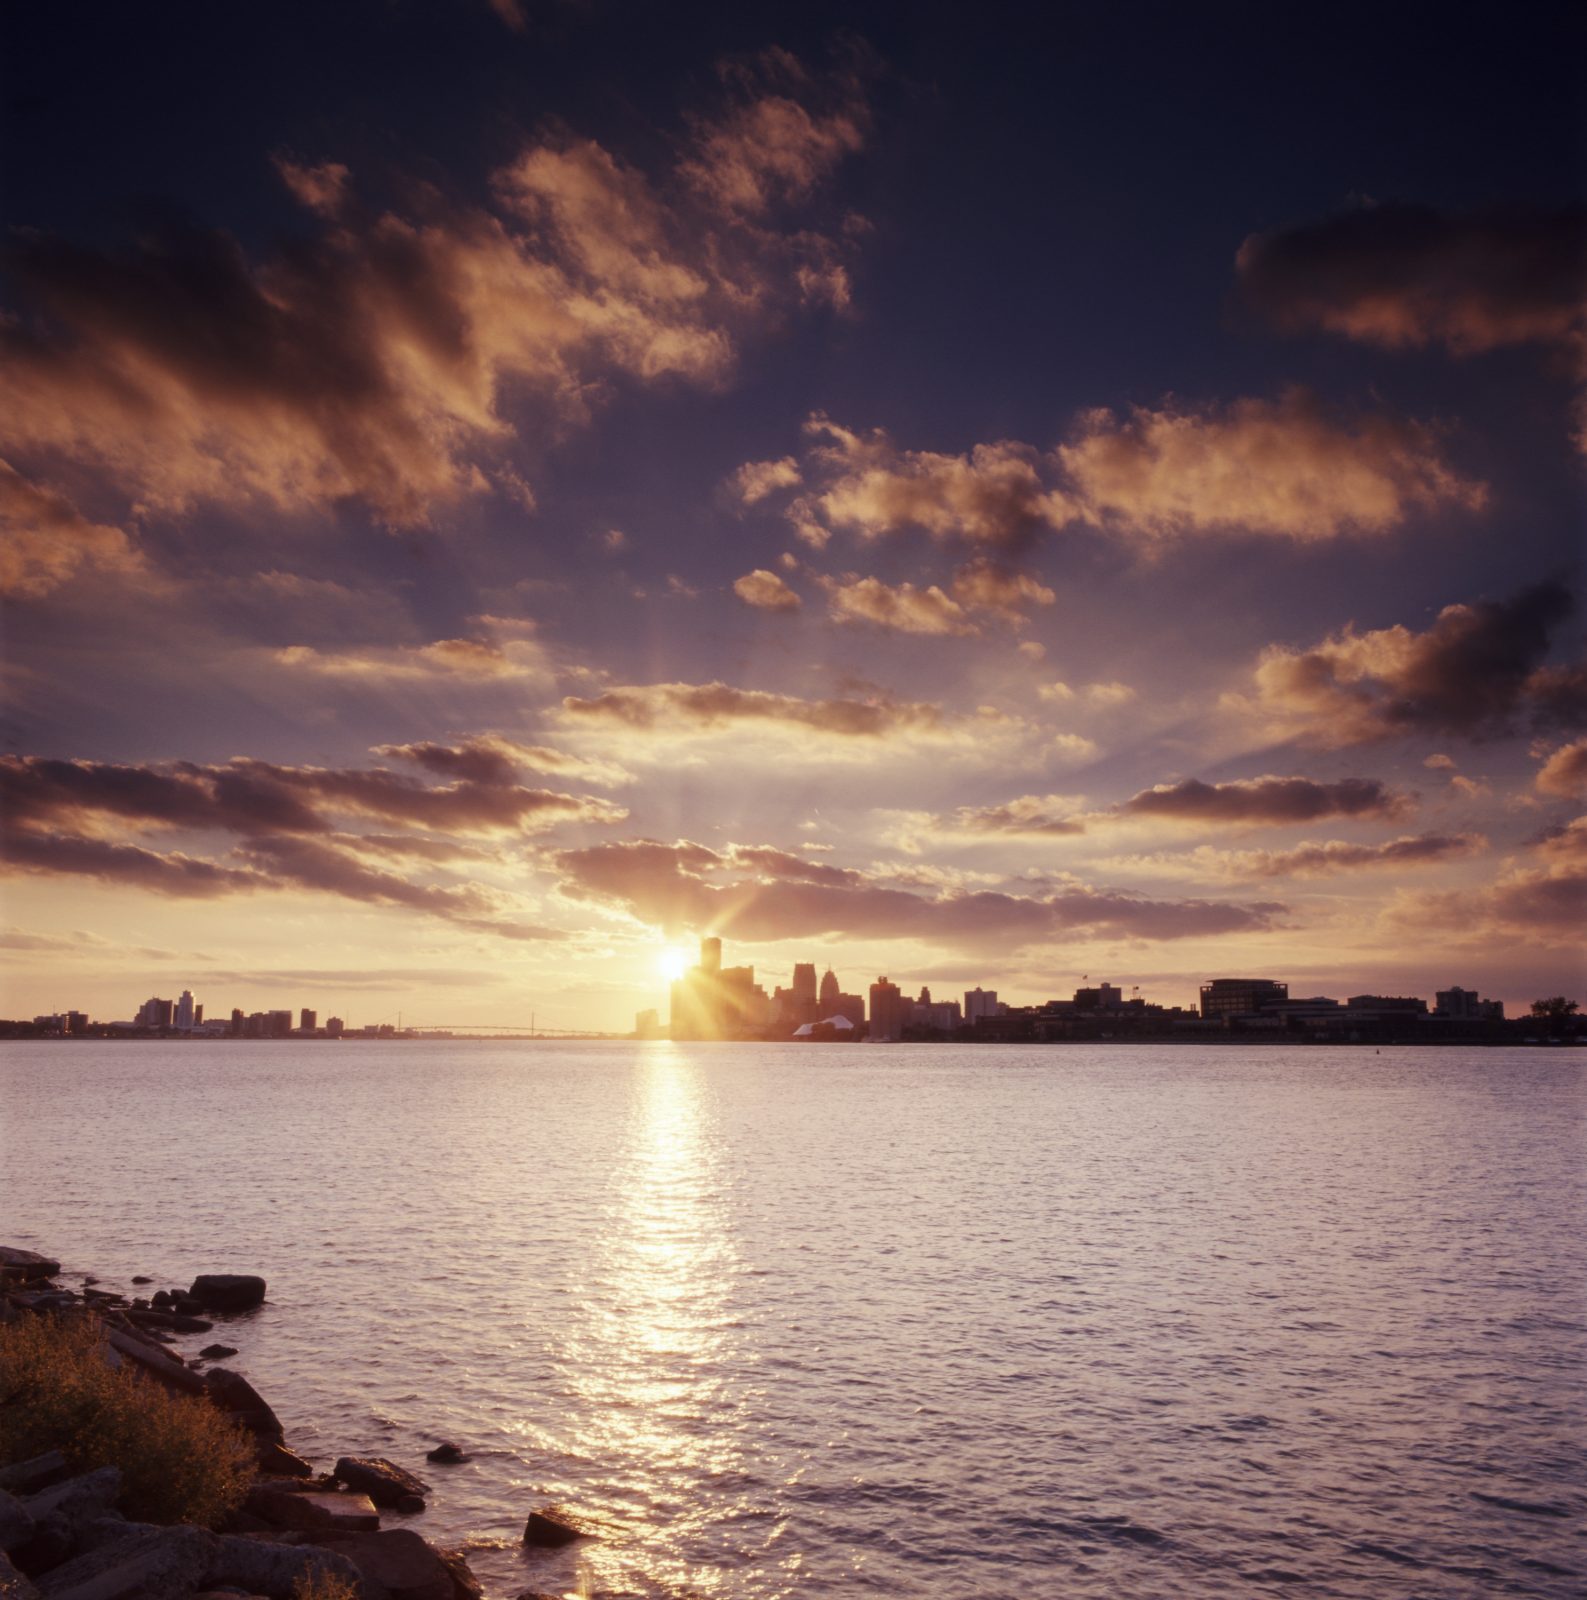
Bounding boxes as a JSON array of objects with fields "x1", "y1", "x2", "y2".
[{"x1": 0, "y1": 1246, "x2": 582, "y2": 1600}]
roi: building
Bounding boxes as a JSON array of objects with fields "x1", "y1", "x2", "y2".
[
  {"x1": 1073, "y1": 983, "x2": 1124, "y2": 1012},
  {"x1": 136, "y1": 997, "x2": 175, "y2": 1029},
  {"x1": 266, "y1": 1010, "x2": 293, "y2": 1038},
  {"x1": 634, "y1": 1008, "x2": 662, "y2": 1039},
  {"x1": 175, "y1": 990, "x2": 196, "y2": 1031},
  {"x1": 325, "y1": 1016, "x2": 345, "y2": 1038},
  {"x1": 670, "y1": 939, "x2": 771, "y2": 1039},
  {"x1": 869, "y1": 976, "x2": 905, "y2": 1042},
  {"x1": 965, "y1": 987, "x2": 1005, "y2": 1024},
  {"x1": 1200, "y1": 979, "x2": 1288, "y2": 1021},
  {"x1": 300, "y1": 1008, "x2": 317, "y2": 1033},
  {"x1": 1435, "y1": 986, "x2": 1504, "y2": 1021},
  {"x1": 229, "y1": 1007, "x2": 245, "y2": 1036}
]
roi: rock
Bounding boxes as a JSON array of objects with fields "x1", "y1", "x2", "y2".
[
  {"x1": 80, "y1": 1278, "x2": 96, "y2": 1288},
  {"x1": 521, "y1": 1507, "x2": 587, "y2": 1547},
  {"x1": 0, "y1": 1497, "x2": 34, "y2": 1560},
  {"x1": 199, "y1": 1344, "x2": 239, "y2": 1361},
  {"x1": 425, "y1": 1443, "x2": 467, "y2": 1465},
  {"x1": 128, "y1": 1277, "x2": 151, "y2": 1286},
  {"x1": 0, "y1": 1461, "x2": 69, "y2": 1499},
  {"x1": 0, "y1": 1249, "x2": 60, "y2": 1285},
  {"x1": 33, "y1": 1524, "x2": 215, "y2": 1599},
  {"x1": 0, "y1": 1549, "x2": 40, "y2": 1599},
  {"x1": 204, "y1": 1369, "x2": 283, "y2": 1439},
  {"x1": 104, "y1": 1328, "x2": 207, "y2": 1395},
  {"x1": 435, "y1": 1548, "x2": 483, "y2": 1600},
  {"x1": 245, "y1": 1488, "x2": 380, "y2": 1535},
  {"x1": 21, "y1": 1470, "x2": 122, "y2": 1532},
  {"x1": 150, "y1": 1291, "x2": 172, "y2": 1309},
  {"x1": 253, "y1": 1442, "x2": 313, "y2": 1479},
  {"x1": 314, "y1": 1529, "x2": 459, "y2": 1600},
  {"x1": 332, "y1": 1458, "x2": 428, "y2": 1511},
  {"x1": 210, "y1": 1535, "x2": 359, "y2": 1599},
  {"x1": 126, "y1": 1308, "x2": 212, "y2": 1334},
  {"x1": 187, "y1": 1276, "x2": 266, "y2": 1314},
  {"x1": 128, "y1": 1301, "x2": 148, "y2": 1312}
]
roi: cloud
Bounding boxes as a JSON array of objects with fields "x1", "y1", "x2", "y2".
[
  {"x1": 0, "y1": 745, "x2": 615, "y2": 937},
  {"x1": 1236, "y1": 202, "x2": 1587, "y2": 357},
  {"x1": 947, "y1": 795, "x2": 1089, "y2": 838},
  {"x1": 553, "y1": 837, "x2": 1282, "y2": 951},
  {"x1": 800, "y1": 415, "x2": 1069, "y2": 544},
  {"x1": 0, "y1": 459, "x2": 141, "y2": 597},
  {"x1": 272, "y1": 637, "x2": 550, "y2": 683},
  {"x1": 949, "y1": 559, "x2": 1056, "y2": 622},
  {"x1": 1537, "y1": 737, "x2": 1587, "y2": 799},
  {"x1": 273, "y1": 156, "x2": 351, "y2": 217},
  {"x1": 1188, "y1": 832, "x2": 1487, "y2": 879},
  {"x1": 1386, "y1": 831, "x2": 1585, "y2": 948},
  {"x1": 1117, "y1": 774, "x2": 1409, "y2": 826},
  {"x1": 733, "y1": 568, "x2": 801, "y2": 610},
  {"x1": 1055, "y1": 391, "x2": 1485, "y2": 542},
  {"x1": 1039, "y1": 680, "x2": 1136, "y2": 707},
  {"x1": 1237, "y1": 580, "x2": 1582, "y2": 745},
  {"x1": 730, "y1": 456, "x2": 802, "y2": 504},
  {"x1": 559, "y1": 680, "x2": 945, "y2": 738},
  {"x1": 822, "y1": 575, "x2": 972, "y2": 635},
  {"x1": 741, "y1": 392, "x2": 1481, "y2": 551},
  {"x1": 0, "y1": 56, "x2": 866, "y2": 556},
  {"x1": 680, "y1": 47, "x2": 866, "y2": 217},
  {"x1": 374, "y1": 735, "x2": 631, "y2": 788}
]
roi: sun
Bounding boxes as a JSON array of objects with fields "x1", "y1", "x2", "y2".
[{"x1": 657, "y1": 946, "x2": 691, "y2": 982}]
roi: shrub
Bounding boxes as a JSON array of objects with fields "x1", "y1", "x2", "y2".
[
  {"x1": 292, "y1": 1572, "x2": 360, "y2": 1600},
  {"x1": 0, "y1": 1311, "x2": 253, "y2": 1526}
]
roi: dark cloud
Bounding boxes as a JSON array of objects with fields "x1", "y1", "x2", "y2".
[
  {"x1": 1236, "y1": 203, "x2": 1587, "y2": 356},
  {"x1": 1245, "y1": 580, "x2": 1583, "y2": 745},
  {"x1": 1117, "y1": 775, "x2": 1408, "y2": 826},
  {"x1": 554, "y1": 838, "x2": 1281, "y2": 951},
  {"x1": 1231, "y1": 832, "x2": 1485, "y2": 878},
  {"x1": 1, "y1": 830, "x2": 263, "y2": 898}
]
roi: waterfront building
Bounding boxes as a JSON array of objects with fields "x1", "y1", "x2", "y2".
[
  {"x1": 267, "y1": 1009, "x2": 293, "y2": 1038},
  {"x1": 175, "y1": 990, "x2": 196, "y2": 1031},
  {"x1": 670, "y1": 939, "x2": 771, "y2": 1038},
  {"x1": 325, "y1": 1016, "x2": 345, "y2": 1037},
  {"x1": 300, "y1": 1008, "x2": 318, "y2": 1033},
  {"x1": 136, "y1": 996, "x2": 175, "y2": 1029},
  {"x1": 1199, "y1": 978, "x2": 1288, "y2": 1021},
  {"x1": 965, "y1": 987, "x2": 1005, "y2": 1024},
  {"x1": 869, "y1": 976, "x2": 906, "y2": 1042}
]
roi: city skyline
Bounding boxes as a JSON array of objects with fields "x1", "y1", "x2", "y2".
[{"x1": 2, "y1": 3, "x2": 1583, "y2": 1031}]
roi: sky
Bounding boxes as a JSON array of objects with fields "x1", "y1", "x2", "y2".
[{"x1": 1, "y1": 0, "x2": 1583, "y2": 1031}]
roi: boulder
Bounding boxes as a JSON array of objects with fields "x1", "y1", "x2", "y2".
[
  {"x1": 204, "y1": 1370, "x2": 283, "y2": 1439},
  {"x1": 0, "y1": 1249, "x2": 60, "y2": 1285},
  {"x1": 21, "y1": 1471, "x2": 122, "y2": 1532},
  {"x1": 245, "y1": 1489, "x2": 379, "y2": 1535},
  {"x1": 253, "y1": 1442, "x2": 313, "y2": 1479},
  {"x1": 0, "y1": 1463, "x2": 68, "y2": 1501},
  {"x1": 126, "y1": 1308, "x2": 211, "y2": 1334},
  {"x1": 128, "y1": 1278, "x2": 151, "y2": 1286},
  {"x1": 425, "y1": 1443, "x2": 466, "y2": 1465},
  {"x1": 199, "y1": 1344, "x2": 239, "y2": 1361},
  {"x1": 0, "y1": 1549, "x2": 39, "y2": 1599},
  {"x1": 188, "y1": 1276, "x2": 266, "y2": 1314},
  {"x1": 104, "y1": 1328, "x2": 206, "y2": 1395},
  {"x1": 332, "y1": 1459, "x2": 428, "y2": 1512},
  {"x1": 211, "y1": 1536, "x2": 360, "y2": 1596},
  {"x1": 0, "y1": 1495, "x2": 34, "y2": 1557},
  {"x1": 521, "y1": 1507, "x2": 587, "y2": 1548},
  {"x1": 314, "y1": 1529, "x2": 460, "y2": 1600},
  {"x1": 33, "y1": 1523, "x2": 217, "y2": 1598},
  {"x1": 435, "y1": 1547, "x2": 482, "y2": 1600}
]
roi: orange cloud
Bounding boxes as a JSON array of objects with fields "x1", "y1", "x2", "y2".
[
  {"x1": 1056, "y1": 391, "x2": 1485, "y2": 541},
  {"x1": 0, "y1": 459, "x2": 141, "y2": 597},
  {"x1": 1117, "y1": 775, "x2": 1410, "y2": 826},
  {"x1": 0, "y1": 58, "x2": 867, "y2": 565},
  {"x1": 733, "y1": 569, "x2": 802, "y2": 610},
  {"x1": 822, "y1": 575, "x2": 972, "y2": 635},
  {"x1": 559, "y1": 680, "x2": 944, "y2": 738},
  {"x1": 730, "y1": 455, "x2": 802, "y2": 504},
  {"x1": 1537, "y1": 738, "x2": 1587, "y2": 799},
  {"x1": 272, "y1": 637, "x2": 549, "y2": 683},
  {"x1": 949, "y1": 558, "x2": 1055, "y2": 623},
  {"x1": 1236, "y1": 581, "x2": 1582, "y2": 746},
  {"x1": 554, "y1": 837, "x2": 1283, "y2": 951}
]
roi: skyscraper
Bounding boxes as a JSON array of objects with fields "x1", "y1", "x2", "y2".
[
  {"x1": 869, "y1": 976, "x2": 904, "y2": 1042},
  {"x1": 175, "y1": 990, "x2": 195, "y2": 1031}
]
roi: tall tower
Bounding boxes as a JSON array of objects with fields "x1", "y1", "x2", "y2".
[
  {"x1": 700, "y1": 936, "x2": 722, "y2": 974},
  {"x1": 819, "y1": 968, "x2": 840, "y2": 1009},
  {"x1": 176, "y1": 990, "x2": 195, "y2": 1031},
  {"x1": 792, "y1": 963, "x2": 817, "y2": 1005}
]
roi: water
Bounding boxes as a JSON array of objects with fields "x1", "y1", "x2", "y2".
[{"x1": 2, "y1": 1040, "x2": 1583, "y2": 1598}]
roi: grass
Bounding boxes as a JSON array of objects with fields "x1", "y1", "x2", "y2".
[{"x1": 0, "y1": 1311, "x2": 253, "y2": 1526}]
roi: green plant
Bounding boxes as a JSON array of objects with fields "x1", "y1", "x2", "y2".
[{"x1": 0, "y1": 1312, "x2": 253, "y2": 1526}]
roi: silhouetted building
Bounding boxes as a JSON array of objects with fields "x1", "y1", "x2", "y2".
[
  {"x1": 1073, "y1": 983, "x2": 1124, "y2": 1012},
  {"x1": 325, "y1": 1016, "x2": 345, "y2": 1037},
  {"x1": 819, "y1": 968, "x2": 840, "y2": 1010},
  {"x1": 176, "y1": 990, "x2": 196, "y2": 1031},
  {"x1": 229, "y1": 1007, "x2": 244, "y2": 1037},
  {"x1": 634, "y1": 1008, "x2": 662, "y2": 1039},
  {"x1": 670, "y1": 939, "x2": 770, "y2": 1038},
  {"x1": 870, "y1": 976, "x2": 905, "y2": 1042},
  {"x1": 1200, "y1": 979, "x2": 1288, "y2": 1021},
  {"x1": 300, "y1": 1008, "x2": 317, "y2": 1033},
  {"x1": 965, "y1": 987, "x2": 1005, "y2": 1024},
  {"x1": 137, "y1": 996, "x2": 175, "y2": 1029},
  {"x1": 267, "y1": 1009, "x2": 293, "y2": 1038}
]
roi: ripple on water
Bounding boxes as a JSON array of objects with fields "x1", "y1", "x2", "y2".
[{"x1": 1, "y1": 1040, "x2": 1583, "y2": 1600}]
